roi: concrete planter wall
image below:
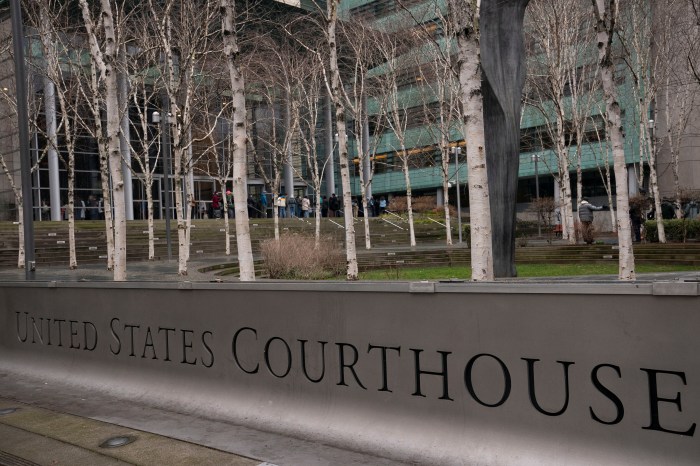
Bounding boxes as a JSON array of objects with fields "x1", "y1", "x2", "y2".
[{"x1": 1, "y1": 280, "x2": 698, "y2": 464}]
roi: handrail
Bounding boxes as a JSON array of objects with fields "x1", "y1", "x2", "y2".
[
  {"x1": 329, "y1": 219, "x2": 345, "y2": 229},
  {"x1": 381, "y1": 217, "x2": 405, "y2": 231},
  {"x1": 383, "y1": 210, "x2": 405, "y2": 222},
  {"x1": 426, "y1": 217, "x2": 446, "y2": 228}
]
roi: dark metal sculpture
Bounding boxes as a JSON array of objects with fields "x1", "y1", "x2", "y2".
[{"x1": 481, "y1": 0, "x2": 530, "y2": 277}]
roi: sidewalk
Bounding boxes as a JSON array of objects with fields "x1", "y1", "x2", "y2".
[{"x1": 0, "y1": 372, "x2": 407, "y2": 466}]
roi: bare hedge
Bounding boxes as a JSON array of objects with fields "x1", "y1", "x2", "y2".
[
  {"x1": 260, "y1": 233, "x2": 345, "y2": 279},
  {"x1": 387, "y1": 195, "x2": 456, "y2": 216}
]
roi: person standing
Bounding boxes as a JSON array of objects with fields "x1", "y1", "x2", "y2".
[
  {"x1": 226, "y1": 190, "x2": 234, "y2": 218},
  {"x1": 329, "y1": 193, "x2": 339, "y2": 217},
  {"x1": 578, "y1": 198, "x2": 604, "y2": 244},
  {"x1": 301, "y1": 196, "x2": 311, "y2": 218},
  {"x1": 88, "y1": 195, "x2": 99, "y2": 220},
  {"x1": 321, "y1": 196, "x2": 329, "y2": 217},
  {"x1": 630, "y1": 205, "x2": 643, "y2": 243},
  {"x1": 212, "y1": 192, "x2": 221, "y2": 218},
  {"x1": 278, "y1": 195, "x2": 286, "y2": 218},
  {"x1": 260, "y1": 192, "x2": 268, "y2": 218},
  {"x1": 41, "y1": 200, "x2": 50, "y2": 220},
  {"x1": 288, "y1": 195, "x2": 297, "y2": 218},
  {"x1": 78, "y1": 198, "x2": 86, "y2": 220},
  {"x1": 247, "y1": 194, "x2": 256, "y2": 218},
  {"x1": 379, "y1": 196, "x2": 387, "y2": 216}
]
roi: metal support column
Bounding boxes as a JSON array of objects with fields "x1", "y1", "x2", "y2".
[
  {"x1": 10, "y1": 0, "x2": 35, "y2": 278},
  {"x1": 43, "y1": 76, "x2": 61, "y2": 221}
]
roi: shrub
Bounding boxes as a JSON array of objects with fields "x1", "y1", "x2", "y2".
[
  {"x1": 260, "y1": 233, "x2": 345, "y2": 279},
  {"x1": 411, "y1": 195, "x2": 437, "y2": 212},
  {"x1": 387, "y1": 195, "x2": 454, "y2": 214},
  {"x1": 387, "y1": 195, "x2": 456, "y2": 217},
  {"x1": 644, "y1": 219, "x2": 700, "y2": 242},
  {"x1": 387, "y1": 196, "x2": 407, "y2": 212}
]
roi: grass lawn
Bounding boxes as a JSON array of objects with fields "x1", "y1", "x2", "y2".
[{"x1": 359, "y1": 263, "x2": 700, "y2": 281}]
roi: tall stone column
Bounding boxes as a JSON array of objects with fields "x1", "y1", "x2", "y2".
[
  {"x1": 44, "y1": 76, "x2": 61, "y2": 221},
  {"x1": 118, "y1": 70, "x2": 133, "y2": 220},
  {"x1": 283, "y1": 97, "x2": 294, "y2": 213},
  {"x1": 481, "y1": 0, "x2": 531, "y2": 277},
  {"x1": 362, "y1": 113, "x2": 371, "y2": 200},
  {"x1": 627, "y1": 164, "x2": 639, "y2": 197},
  {"x1": 325, "y1": 92, "x2": 336, "y2": 197}
]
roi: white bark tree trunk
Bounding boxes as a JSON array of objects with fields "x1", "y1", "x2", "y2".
[
  {"x1": 646, "y1": 133, "x2": 666, "y2": 242},
  {"x1": 592, "y1": 0, "x2": 635, "y2": 280},
  {"x1": 17, "y1": 205, "x2": 24, "y2": 269},
  {"x1": 456, "y1": 1, "x2": 493, "y2": 281},
  {"x1": 1, "y1": 157, "x2": 25, "y2": 268},
  {"x1": 328, "y1": 0, "x2": 358, "y2": 280},
  {"x1": 79, "y1": 0, "x2": 127, "y2": 280},
  {"x1": 400, "y1": 154, "x2": 417, "y2": 247},
  {"x1": 147, "y1": 183, "x2": 155, "y2": 259},
  {"x1": 222, "y1": 0, "x2": 255, "y2": 281}
]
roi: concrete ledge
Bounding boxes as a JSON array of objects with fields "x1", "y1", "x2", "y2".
[{"x1": 652, "y1": 281, "x2": 700, "y2": 296}]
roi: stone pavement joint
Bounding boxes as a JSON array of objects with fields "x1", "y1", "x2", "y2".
[{"x1": 0, "y1": 399, "x2": 258, "y2": 466}]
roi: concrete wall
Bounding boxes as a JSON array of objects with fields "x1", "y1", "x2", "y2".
[{"x1": 1, "y1": 281, "x2": 699, "y2": 465}]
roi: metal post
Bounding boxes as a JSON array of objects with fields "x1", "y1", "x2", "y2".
[
  {"x1": 153, "y1": 103, "x2": 172, "y2": 261},
  {"x1": 534, "y1": 154, "x2": 540, "y2": 237},
  {"x1": 162, "y1": 113, "x2": 172, "y2": 260},
  {"x1": 454, "y1": 147, "x2": 462, "y2": 244},
  {"x1": 10, "y1": 0, "x2": 35, "y2": 279}
]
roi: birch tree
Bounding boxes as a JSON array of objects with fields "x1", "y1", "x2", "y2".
[
  {"x1": 399, "y1": 0, "x2": 462, "y2": 245},
  {"x1": 221, "y1": 0, "x2": 255, "y2": 281},
  {"x1": 588, "y1": 109, "x2": 617, "y2": 231},
  {"x1": 617, "y1": 0, "x2": 672, "y2": 241},
  {"x1": 326, "y1": 0, "x2": 359, "y2": 279},
  {"x1": 123, "y1": 20, "x2": 163, "y2": 260},
  {"x1": 198, "y1": 87, "x2": 237, "y2": 255},
  {"x1": 0, "y1": 38, "x2": 46, "y2": 268},
  {"x1": 664, "y1": 71, "x2": 699, "y2": 218},
  {"x1": 449, "y1": 0, "x2": 493, "y2": 280},
  {"x1": 684, "y1": 0, "x2": 700, "y2": 85},
  {"x1": 33, "y1": 1, "x2": 82, "y2": 268},
  {"x1": 656, "y1": 3, "x2": 700, "y2": 219},
  {"x1": 591, "y1": 0, "x2": 635, "y2": 280},
  {"x1": 340, "y1": 19, "x2": 383, "y2": 249},
  {"x1": 146, "y1": 0, "x2": 219, "y2": 275},
  {"x1": 525, "y1": 0, "x2": 597, "y2": 244},
  {"x1": 419, "y1": 22, "x2": 461, "y2": 246},
  {"x1": 292, "y1": 53, "x2": 328, "y2": 246},
  {"x1": 78, "y1": 0, "x2": 128, "y2": 281},
  {"x1": 245, "y1": 37, "x2": 298, "y2": 241}
]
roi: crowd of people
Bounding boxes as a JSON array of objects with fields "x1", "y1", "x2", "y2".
[
  {"x1": 41, "y1": 191, "x2": 390, "y2": 221},
  {"x1": 200, "y1": 191, "x2": 390, "y2": 220}
]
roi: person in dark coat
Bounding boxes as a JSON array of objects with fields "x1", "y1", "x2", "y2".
[{"x1": 578, "y1": 198, "x2": 604, "y2": 244}]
